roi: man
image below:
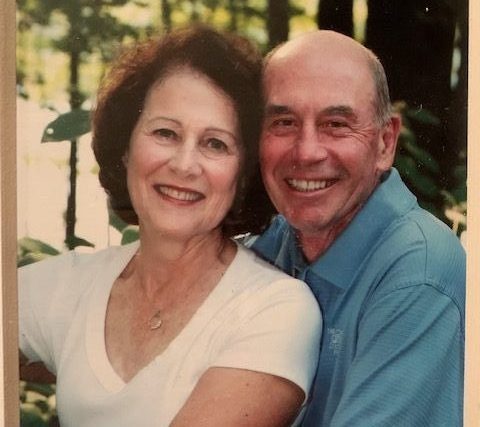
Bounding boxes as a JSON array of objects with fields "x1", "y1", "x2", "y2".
[{"x1": 251, "y1": 30, "x2": 465, "y2": 426}]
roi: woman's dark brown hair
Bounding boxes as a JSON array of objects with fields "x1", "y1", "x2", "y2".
[{"x1": 92, "y1": 25, "x2": 275, "y2": 237}]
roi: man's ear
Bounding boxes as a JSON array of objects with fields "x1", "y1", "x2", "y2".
[{"x1": 376, "y1": 113, "x2": 401, "y2": 173}]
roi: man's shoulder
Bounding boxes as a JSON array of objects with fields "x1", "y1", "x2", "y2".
[
  {"x1": 381, "y1": 205, "x2": 465, "y2": 270},
  {"x1": 369, "y1": 205, "x2": 465, "y2": 309},
  {"x1": 249, "y1": 215, "x2": 290, "y2": 245}
]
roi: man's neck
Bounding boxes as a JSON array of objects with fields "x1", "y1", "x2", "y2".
[
  {"x1": 296, "y1": 207, "x2": 361, "y2": 263},
  {"x1": 297, "y1": 231, "x2": 337, "y2": 263}
]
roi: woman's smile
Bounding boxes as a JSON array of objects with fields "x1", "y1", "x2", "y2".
[{"x1": 153, "y1": 184, "x2": 205, "y2": 203}]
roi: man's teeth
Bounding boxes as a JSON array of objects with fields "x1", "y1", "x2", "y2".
[
  {"x1": 157, "y1": 186, "x2": 202, "y2": 201},
  {"x1": 287, "y1": 179, "x2": 332, "y2": 192}
]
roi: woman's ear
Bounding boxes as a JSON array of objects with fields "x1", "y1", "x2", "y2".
[
  {"x1": 122, "y1": 152, "x2": 129, "y2": 167},
  {"x1": 376, "y1": 113, "x2": 401, "y2": 173}
]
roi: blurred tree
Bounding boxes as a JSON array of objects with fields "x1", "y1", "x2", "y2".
[
  {"x1": 365, "y1": 0, "x2": 466, "y2": 217},
  {"x1": 17, "y1": 0, "x2": 140, "y2": 250},
  {"x1": 267, "y1": 0, "x2": 289, "y2": 48},
  {"x1": 161, "y1": 0, "x2": 172, "y2": 32},
  {"x1": 316, "y1": 0, "x2": 353, "y2": 36}
]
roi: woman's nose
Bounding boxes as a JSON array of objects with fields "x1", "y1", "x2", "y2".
[{"x1": 169, "y1": 142, "x2": 202, "y2": 177}]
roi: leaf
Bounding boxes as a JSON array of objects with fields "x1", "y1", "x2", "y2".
[
  {"x1": 41, "y1": 109, "x2": 91, "y2": 143},
  {"x1": 18, "y1": 237, "x2": 60, "y2": 257},
  {"x1": 405, "y1": 108, "x2": 440, "y2": 126},
  {"x1": 402, "y1": 140, "x2": 440, "y2": 175},
  {"x1": 17, "y1": 253, "x2": 50, "y2": 267},
  {"x1": 65, "y1": 235, "x2": 95, "y2": 249},
  {"x1": 121, "y1": 226, "x2": 139, "y2": 245},
  {"x1": 20, "y1": 407, "x2": 48, "y2": 427},
  {"x1": 394, "y1": 154, "x2": 439, "y2": 198},
  {"x1": 24, "y1": 382, "x2": 56, "y2": 398},
  {"x1": 109, "y1": 210, "x2": 129, "y2": 233}
]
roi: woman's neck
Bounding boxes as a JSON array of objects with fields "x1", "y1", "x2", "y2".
[{"x1": 133, "y1": 227, "x2": 234, "y2": 299}]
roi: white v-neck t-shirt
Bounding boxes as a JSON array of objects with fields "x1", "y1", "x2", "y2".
[{"x1": 19, "y1": 242, "x2": 322, "y2": 427}]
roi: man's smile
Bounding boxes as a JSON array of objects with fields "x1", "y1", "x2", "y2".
[{"x1": 286, "y1": 178, "x2": 337, "y2": 192}]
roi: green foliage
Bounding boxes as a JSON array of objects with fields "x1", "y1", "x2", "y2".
[
  {"x1": 64, "y1": 235, "x2": 95, "y2": 250},
  {"x1": 17, "y1": 237, "x2": 61, "y2": 267},
  {"x1": 109, "y1": 210, "x2": 140, "y2": 244},
  {"x1": 20, "y1": 381, "x2": 58, "y2": 427},
  {"x1": 41, "y1": 109, "x2": 91, "y2": 143},
  {"x1": 394, "y1": 101, "x2": 466, "y2": 235},
  {"x1": 121, "y1": 227, "x2": 141, "y2": 245}
]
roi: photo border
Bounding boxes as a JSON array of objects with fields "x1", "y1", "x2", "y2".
[
  {"x1": 1, "y1": 1, "x2": 479, "y2": 426},
  {"x1": 1, "y1": 0, "x2": 19, "y2": 425}
]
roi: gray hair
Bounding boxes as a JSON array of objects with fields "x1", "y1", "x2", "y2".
[{"x1": 366, "y1": 49, "x2": 392, "y2": 126}]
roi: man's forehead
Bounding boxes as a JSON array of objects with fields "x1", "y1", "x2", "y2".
[
  {"x1": 267, "y1": 30, "x2": 369, "y2": 63},
  {"x1": 264, "y1": 31, "x2": 372, "y2": 87}
]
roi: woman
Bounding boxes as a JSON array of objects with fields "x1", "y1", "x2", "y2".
[{"x1": 19, "y1": 25, "x2": 322, "y2": 426}]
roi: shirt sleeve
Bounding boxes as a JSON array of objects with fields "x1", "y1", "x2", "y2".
[
  {"x1": 329, "y1": 284, "x2": 463, "y2": 427},
  {"x1": 211, "y1": 278, "x2": 322, "y2": 401},
  {"x1": 18, "y1": 252, "x2": 78, "y2": 374}
]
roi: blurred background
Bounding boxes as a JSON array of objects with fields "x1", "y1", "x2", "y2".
[{"x1": 16, "y1": 0, "x2": 468, "y2": 425}]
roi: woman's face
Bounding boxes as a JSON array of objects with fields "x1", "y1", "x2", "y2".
[{"x1": 126, "y1": 67, "x2": 242, "y2": 240}]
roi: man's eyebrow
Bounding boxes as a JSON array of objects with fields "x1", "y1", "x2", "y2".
[
  {"x1": 264, "y1": 104, "x2": 292, "y2": 116},
  {"x1": 322, "y1": 105, "x2": 357, "y2": 119}
]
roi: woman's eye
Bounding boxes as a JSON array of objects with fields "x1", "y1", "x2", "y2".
[
  {"x1": 205, "y1": 138, "x2": 228, "y2": 153},
  {"x1": 154, "y1": 128, "x2": 177, "y2": 140}
]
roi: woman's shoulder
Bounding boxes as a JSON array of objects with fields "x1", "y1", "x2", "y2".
[
  {"x1": 232, "y1": 244, "x2": 319, "y2": 314},
  {"x1": 235, "y1": 244, "x2": 303, "y2": 285},
  {"x1": 18, "y1": 242, "x2": 139, "y2": 295}
]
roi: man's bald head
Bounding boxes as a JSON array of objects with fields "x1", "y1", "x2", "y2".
[{"x1": 264, "y1": 30, "x2": 392, "y2": 126}]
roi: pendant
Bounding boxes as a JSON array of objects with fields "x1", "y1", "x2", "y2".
[{"x1": 149, "y1": 310, "x2": 163, "y2": 330}]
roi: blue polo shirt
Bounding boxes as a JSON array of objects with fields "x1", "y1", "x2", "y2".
[{"x1": 251, "y1": 169, "x2": 465, "y2": 426}]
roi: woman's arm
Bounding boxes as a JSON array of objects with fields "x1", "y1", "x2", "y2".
[
  {"x1": 171, "y1": 367, "x2": 304, "y2": 427},
  {"x1": 19, "y1": 350, "x2": 56, "y2": 383}
]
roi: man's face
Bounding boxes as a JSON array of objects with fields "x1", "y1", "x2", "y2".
[{"x1": 260, "y1": 50, "x2": 394, "y2": 242}]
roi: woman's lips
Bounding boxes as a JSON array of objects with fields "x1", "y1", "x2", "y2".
[{"x1": 153, "y1": 184, "x2": 204, "y2": 202}]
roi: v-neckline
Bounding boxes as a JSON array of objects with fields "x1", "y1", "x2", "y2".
[{"x1": 85, "y1": 241, "x2": 244, "y2": 393}]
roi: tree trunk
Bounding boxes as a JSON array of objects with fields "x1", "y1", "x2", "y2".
[
  {"x1": 161, "y1": 0, "x2": 172, "y2": 32},
  {"x1": 447, "y1": 0, "x2": 468, "y2": 161},
  {"x1": 66, "y1": 47, "x2": 80, "y2": 250},
  {"x1": 366, "y1": 0, "x2": 458, "y2": 194},
  {"x1": 228, "y1": 0, "x2": 238, "y2": 32},
  {"x1": 316, "y1": 0, "x2": 353, "y2": 36},
  {"x1": 267, "y1": 0, "x2": 289, "y2": 49}
]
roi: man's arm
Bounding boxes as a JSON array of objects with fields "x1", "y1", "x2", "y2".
[{"x1": 329, "y1": 284, "x2": 463, "y2": 427}]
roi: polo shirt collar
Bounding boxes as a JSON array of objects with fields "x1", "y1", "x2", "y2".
[{"x1": 303, "y1": 168, "x2": 417, "y2": 290}]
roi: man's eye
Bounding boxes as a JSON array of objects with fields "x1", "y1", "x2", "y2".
[
  {"x1": 267, "y1": 117, "x2": 298, "y2": 136},
  {"x1": 154, "y1": 128, "x2": 177, "y2": 139},
  {"x1": 272, "y1": 118, "x2": 295, "y2": 128},
  {"x1": 326, "y1": 121, "x2": 347, "y2": 128}
]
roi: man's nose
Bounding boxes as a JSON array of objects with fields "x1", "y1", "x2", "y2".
[{"x1": 293, "y1": 123, "x2": 328, "y2": 164}]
